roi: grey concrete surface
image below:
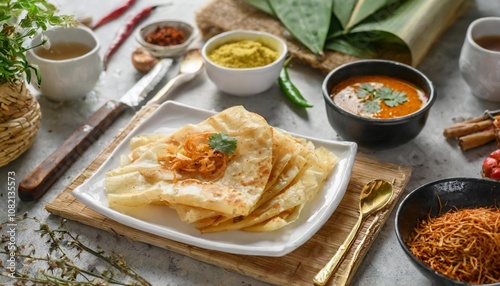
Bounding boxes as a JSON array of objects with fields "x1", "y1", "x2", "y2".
[{"x1": 1, "y1": 0, "x2": 499, "y2": 285}]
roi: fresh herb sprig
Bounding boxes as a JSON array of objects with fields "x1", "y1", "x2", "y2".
[
  {"x1": 356, "y1": 83, "x2": 408, "y2": 113},
  {"x1": 0, "y1": 0, "x2": 76, "y2": 86},
  {"x1": 209, "y1": 132, "x2": 237, "y2": 154},
  {"x1": 0, "y1": 213, "x2": 151, "y2": 285}
]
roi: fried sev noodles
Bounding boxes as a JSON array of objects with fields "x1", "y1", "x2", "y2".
[
  {"x1": 406, "y1": 206, "x2": 500, "y2": 284},
  {"x1": 158, "y1": 133, "x2": 230, "y2": 181}
]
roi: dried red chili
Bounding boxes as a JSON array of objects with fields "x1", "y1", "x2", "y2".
[
  {"x1": 144, "y1": 26, "x2": 185, "y2": 47},
  {"x1": 103, "y1": 5, "x2": 159, "y2": 70},
  {"x1": 92, "y1": 0, "x2": 136, "y2": 30}
]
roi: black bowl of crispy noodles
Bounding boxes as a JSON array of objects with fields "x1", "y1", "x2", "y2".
[{"x1": 395, "y1": 178, "x2": 500, "y2": 286}]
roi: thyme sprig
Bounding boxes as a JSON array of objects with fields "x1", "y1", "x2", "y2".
[{"x1": 0, "y1": 213, "x2": 151, "y2": 285}]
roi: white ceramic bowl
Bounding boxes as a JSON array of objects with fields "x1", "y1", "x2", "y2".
[
  {"x1": 26, "y1": 25, "x2": 101, "y2": 101},
  {"x1": 201, "y1": 30, "x2": 288, "y2": 96},
  {"x1": 136, "y1": 20, "x2": 197, "y2": 58},
  {"x1": 459, "y1": 17, "x2": 500, "y2": 102}
]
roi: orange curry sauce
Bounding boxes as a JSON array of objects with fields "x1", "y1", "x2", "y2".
[{"x1": 331, "y1": 75, "x2": 427, "y2": 119}]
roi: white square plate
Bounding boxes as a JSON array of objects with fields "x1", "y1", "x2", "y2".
[{"x1": 72, "y1": 101, "x2": 357, "y2": 257}]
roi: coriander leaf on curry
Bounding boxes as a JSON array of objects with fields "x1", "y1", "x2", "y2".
[{"x1": 331, "y1": 75, "x2": 426, "y2": 119}]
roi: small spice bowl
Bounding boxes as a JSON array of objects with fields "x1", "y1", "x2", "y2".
[
  {"x1": 135, "y1": 20, "x2": 197, "y2": 58},
  {"x1": 201, "y1": 30, "x2": 288, "y2": 96}
]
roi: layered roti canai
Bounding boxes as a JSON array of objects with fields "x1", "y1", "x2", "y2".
[{"x1": 105, "y1": 106, "x2": 338, "y2": 233}]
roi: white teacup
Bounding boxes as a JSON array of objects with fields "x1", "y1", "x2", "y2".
[
  {"x1": 27, "y1": 25, "x2": 101, "y2": 101},
  {"x1": 459, "y1": 17, "x2": 500, "y2": 102}
]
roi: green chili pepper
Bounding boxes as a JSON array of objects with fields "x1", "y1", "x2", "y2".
[{"x1": 278, "y1": 57, "x2": 313, "y2": 108}]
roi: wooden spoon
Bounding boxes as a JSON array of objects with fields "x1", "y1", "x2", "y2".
[{"x1": 313, "y1": 179, "x2": 394, "y2": 286}]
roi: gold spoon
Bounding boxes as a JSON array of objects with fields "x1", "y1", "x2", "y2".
[
  {"x1": 147, "y1": 49, "x2": 204, "y2": 105},
  {"x1": 313, "y1": 179, "x2": 394, "y2": 286}
]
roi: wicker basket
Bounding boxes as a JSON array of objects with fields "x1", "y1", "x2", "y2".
[{"x1": 0, "y1": 82, "x2": 41, "y2": 167}]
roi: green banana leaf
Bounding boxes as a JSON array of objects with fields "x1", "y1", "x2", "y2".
[
  {"x1": 245, "y1": 0, "x2": 465, "y2": 65},
  {"x1": 245, "y1": 0, "x2": 275, "y2": 16},
  {"x1": 269, "y1": 0, "x2": 333, "y2": 55},
  {"x1": 340, "y1": 0, "x2": 464, "y2": 65},
  {"x1": 332, "y1": 0, "x2": 397, "y2": 31},
  {"x1": 246, "y1": 0, "x2": 332, "y2": 55},
  {"x1": 326, "y1": 31, "x2": 411, "y2": 64}
]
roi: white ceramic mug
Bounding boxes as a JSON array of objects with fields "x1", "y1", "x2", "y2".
[
  {"x1": 459, "y1": 17, "x2": 500, "y2": 102},
  {"x1": 26, "y1": 25, "x2": 101, "y2": 101}
]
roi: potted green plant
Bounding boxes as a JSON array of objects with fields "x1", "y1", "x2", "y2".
[{"x1": 0, "y1": 0, "x2": 75, "y2": 166}]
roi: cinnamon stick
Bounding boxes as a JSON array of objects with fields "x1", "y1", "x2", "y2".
[
  {"x1": 456, "y1": 115, "x2": 487, "y2": 125},
  {"x1": 443, "y1": 119, "x2": 493, "y2": 138},
  {"x1": 458, "y1": 129, "x2": 496, "y2": 151},
  {"x1": 446, "y1": 115, "x2": 486, "y2": 129}
]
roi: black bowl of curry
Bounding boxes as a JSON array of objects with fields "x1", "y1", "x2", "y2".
[
  {"x1": 395, "y1": 178, "x2": 500, "y2": 286},
  {"x1": 322, "y1": 60, "x2": 435, "y2": 148}
]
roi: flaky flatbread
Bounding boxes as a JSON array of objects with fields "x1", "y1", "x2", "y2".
[
  {"x1": 106, "y1": 106, "x2": 273, "y2": 216},
  {"x1": 179, "y1": 128, "x2": 297, "y2": 226},
  {"x1": 105, "y1": 106, "x2": 338, "y2": 233},
  {"x1": 200, "y1": 146, "x2": 338, "y2": 233}
]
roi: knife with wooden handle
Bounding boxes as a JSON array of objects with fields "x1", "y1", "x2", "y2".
[{"x1": 18, "y1": 58, "x2": 173, "y2": 201}]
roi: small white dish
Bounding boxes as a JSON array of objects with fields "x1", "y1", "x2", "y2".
[
  {"x1": 136, "y1": 20, "x2": 197, "y2": 58},
  {"x1": 201, "y1": 30, "x2": 288, "y2": 96},
  {"x1": 72, "y1": 101, "x2": 357, "y2": 257}
]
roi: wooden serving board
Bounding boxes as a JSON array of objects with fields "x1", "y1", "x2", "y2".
[{"x1": 46, "y1": 104, "x2": 412, "y2": 286}]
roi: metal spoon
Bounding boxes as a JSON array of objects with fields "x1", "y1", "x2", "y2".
[
  {"x1": 313, "y1": 179, "x2": 394, "y2": 286},
  {"x1": 147, "y1": 48, "x2": 204, "y2": 105}
]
